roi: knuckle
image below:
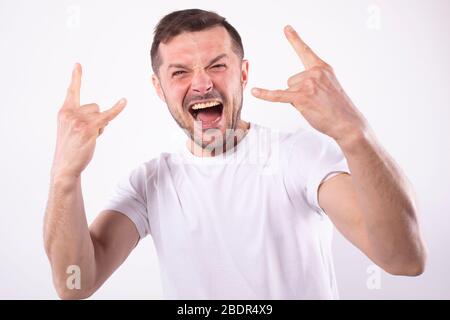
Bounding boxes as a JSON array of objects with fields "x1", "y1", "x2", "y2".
[
  {"x1": 58, "y1": 109, "x2": 99, "y2": 137},
  {"x1": 57, "y1": 108, "x2": 72, "y2": 121},
  {"x1": 303, "y1": 79, "x2": 317, "y2": 95},
  {"x1": 304, "y1": 78, "x2": 316, "y2": 88},
  {"x1": 310, "y1": 66, "x2": 325, "y2": 79},
  {"x1": 287, "y1": 72, "x2": 303, "y2": 87},
  {"x1": 72, "y1": 118, "x2": 87, "y2": 130},
  {"x1": 81, "y1": 103, "x2": 100, "y2": 113},
  {"x1": 288, "y1": 84, "x2": 302, "y2": 92},
  {"x1": 71, "y1": 117, "x2": 95, "y2": 134}
]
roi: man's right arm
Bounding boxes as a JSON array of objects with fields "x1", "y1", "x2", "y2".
[
  {"x1": 44, "y1": 174, "x2": 139, "y2": 299},
  {"x1": 44, "y1": 63, "x2": 134, "y2": 299}
]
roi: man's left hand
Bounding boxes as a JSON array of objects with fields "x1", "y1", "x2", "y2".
[{"x1": 252, "y1": 25, "x2": 368, "y2": 143}]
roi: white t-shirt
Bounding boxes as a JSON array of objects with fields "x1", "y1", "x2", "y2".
[{"x1": 103, "y1": 123, "x2": 350, "y2": 299}]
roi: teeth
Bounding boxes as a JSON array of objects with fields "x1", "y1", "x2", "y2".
[{"x1": 191, "y1": 101, "x2": 221, "y2": 110}]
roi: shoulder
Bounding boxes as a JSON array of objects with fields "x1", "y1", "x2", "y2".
[
  {"x1": 279, "y1": 127, "x2": 346, "y2": 178},
  {"x1": 125, "y1": 154, "x2": 168, "y2": 183},
  {"x1": 252, "y1": 123, "x2": 328, "y2": 147},
  {"x1": 132, "y1": 151, "x2": 184, "y2": 181},
  {"x1": 274, "y1": 126, "x2": 335, "y2": 159},
  {"x1": 249, "y1": 122, "x2": 305, "y2": 149},
  {"x1": 246, "y1": 123, "x2": 336, "y2": 161}
]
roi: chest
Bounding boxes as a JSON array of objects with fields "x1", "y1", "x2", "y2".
[{"x1": 150, "y1": 163, "x2": 316, "y2": 251}]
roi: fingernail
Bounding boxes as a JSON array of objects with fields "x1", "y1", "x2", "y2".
[
  {"x1": 251, "y1": 88, "x2": 260, "y2": 95},
  {"x1": 119, "y1": 98, "x2": 127, "y2": 105},
  {"x1": 285, "y1": 25, "x2": 294, "y2": 32}
]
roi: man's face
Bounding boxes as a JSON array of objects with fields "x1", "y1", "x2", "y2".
[{"x1": 152, "y1": 26, "x2": 249, "y2": 151}]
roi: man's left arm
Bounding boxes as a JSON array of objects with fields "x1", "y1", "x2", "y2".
[
  {"x1": 319, "y1": 131, "x2": 426, "y2": 276},
  {"x1": 252, "y1": 25, "x2": 426, "y2": 276}
]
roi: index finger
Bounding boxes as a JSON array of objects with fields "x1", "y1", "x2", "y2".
[
  {"x1": 251, "y1": 87, "x2": 297, "y2": 104},
  {"x1": 284, "y1": 25, "x2": 325, "y2": 69},
  {"x1": 64, "y1": 63, "x2": 82, "y2": 107}
]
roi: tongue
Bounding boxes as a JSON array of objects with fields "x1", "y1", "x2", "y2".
[{"x1": 197, "y1": 107, "x2": 221, "y2": 122}]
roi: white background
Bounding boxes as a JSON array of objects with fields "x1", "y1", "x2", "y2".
[{"x1": 1, "y1": 0, "x2": 449, "y2": 299}]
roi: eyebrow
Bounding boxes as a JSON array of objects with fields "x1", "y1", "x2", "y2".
[{"x1": 167, "y1": 53, "x2": 228, "y2": 70}]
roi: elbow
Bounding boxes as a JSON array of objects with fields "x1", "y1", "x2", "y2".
[
  {"x1": 56, "y1": 285, "x2": 94, "y2": 300},
  {"x1": 385, "y1": 259, "x2": 426, "y2": 277},
  {"x1": 57, "y1": 290, "x2": 86, "y2": 300},
  {"x1": 382, "y1": 213, "x2": 427, "y2": 277},
  {"x1": 383, "y1": 246, "x2": 427, "y2": 277},
  {"x1": 53, "y1": 275, "x2": 96, "y2": 300}
]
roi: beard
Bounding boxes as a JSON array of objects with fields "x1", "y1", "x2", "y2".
[{"x1": 166, "y1": 86, "x2": 244, "y2": 154}]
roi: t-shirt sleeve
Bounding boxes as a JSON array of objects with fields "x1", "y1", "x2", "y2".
[
  {"x1": 284, "y1": 129, "x2": 351, "y2": 215},
  {"x1": 102, "y1": 164, "x2": 151, "y2": 239}
]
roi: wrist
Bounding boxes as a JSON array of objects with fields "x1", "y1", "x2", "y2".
[
  {"x1": 50, "y1": 167, "x2": 82, "y2": 187},
  {"x1": 335, "y1": 127, "x2": 375, "y2": 154}
]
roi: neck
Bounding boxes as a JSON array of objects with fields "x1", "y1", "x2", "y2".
[{"x1": 187, "y1": 120, "x2": 250, "y2": 157}]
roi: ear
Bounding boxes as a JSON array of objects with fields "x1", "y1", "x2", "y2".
[
  {"x1": 241, "y1": 59, "x2": 249, "y2": 89},
  {"x1": 152, "y1": 74, "x2": 166, "y2": 102}
]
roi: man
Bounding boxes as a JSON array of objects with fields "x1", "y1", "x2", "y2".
[{"x1": 44, "y1": 9, "x2": 426, "y2": 299}]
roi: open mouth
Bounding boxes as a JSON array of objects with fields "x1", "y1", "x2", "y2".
[{"x1": 188, "y1": 100, "x2": 224, "y2": 126}]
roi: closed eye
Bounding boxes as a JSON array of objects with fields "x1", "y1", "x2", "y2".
[
  {"x1": 172, "y1": 70, "x2": 186, "y2": 77},
  {"x1": 211, "y1": 64, "x2": 226, "y2": 70}
]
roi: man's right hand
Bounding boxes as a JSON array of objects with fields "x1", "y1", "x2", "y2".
[{"x1": 51, "y1": 63, "x2": 127, "y2": 179}]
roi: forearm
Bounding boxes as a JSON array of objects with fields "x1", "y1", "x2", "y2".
[
  {"x1": 43, "y1": 173, "x2": 96, "y2": 298},
  {"x1": 336, "y1": 129, "x2": 426, "y2": 274}
]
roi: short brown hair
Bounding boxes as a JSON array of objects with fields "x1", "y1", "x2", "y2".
[{"x1": 150, "y1": 9, "x2": 244, "y2": 73}]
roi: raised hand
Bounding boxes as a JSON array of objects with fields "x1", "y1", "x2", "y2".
[
  {"x1": 252, "y1": 25, "x2": 368, "y2": 142},
  {"x1": 51, "y1": 63, "x2": 127, "y2": 178}
]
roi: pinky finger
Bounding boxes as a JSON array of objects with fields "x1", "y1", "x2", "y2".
[{"x1": 101, "y1": 98, "x2": 127, "y2": 123}]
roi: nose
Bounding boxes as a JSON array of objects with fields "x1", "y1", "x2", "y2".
[{"x1": 190, "y1": 70, "x2": 213, "y2": 95}]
